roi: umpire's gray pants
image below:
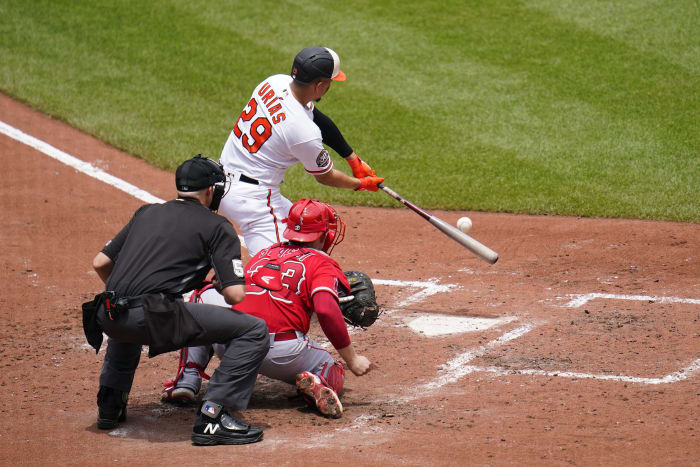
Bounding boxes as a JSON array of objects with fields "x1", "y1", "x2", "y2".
[{"x1": 96, "y1": 301, "x2": 269, "y2": 411}]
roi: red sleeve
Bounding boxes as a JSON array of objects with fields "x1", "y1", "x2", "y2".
[
  {"x1": 313, "y1": 291, "x2": 351, "y2": 350},
  {"x1": 306, "y1": 262, "x2": 341, "y2": 299},
  {"x1": 304, "y1": 252, "x2": 349, "y2": 299}
]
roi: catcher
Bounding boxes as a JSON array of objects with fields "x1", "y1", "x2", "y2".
[{"x1": 162, "y1": 199, "x2": 380, "y2": 418}]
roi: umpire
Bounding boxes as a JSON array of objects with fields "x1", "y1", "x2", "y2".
[{"x1": 86, "y1": 154, "x2": 269, "y2": 445}]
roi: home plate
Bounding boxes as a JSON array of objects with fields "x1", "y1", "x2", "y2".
[{"x1": 407, "y1": 315, "x2": 516, "y2": 337}]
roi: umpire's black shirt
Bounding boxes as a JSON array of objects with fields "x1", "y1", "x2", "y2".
[{"x1": 101, "y1": 197, "x2": 245, "y2": 297}]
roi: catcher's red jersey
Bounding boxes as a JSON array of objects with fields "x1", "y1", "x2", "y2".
[{"x1": 238, "y1": 243, "x2": 350, "y2": 334}]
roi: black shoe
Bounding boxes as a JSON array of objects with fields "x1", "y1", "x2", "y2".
[
  {"x1": 97, "y1": 386, "x2": 128, "y2": 430},
  {"x1": 191, "y1": 401, "x2": 263, "y2": 445}
]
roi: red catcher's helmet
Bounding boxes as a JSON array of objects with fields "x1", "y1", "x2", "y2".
[{"x1": 283, "y1": 199, "x2": 345, "y2": 253}]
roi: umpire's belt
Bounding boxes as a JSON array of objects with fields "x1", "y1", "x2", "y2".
[
  {"x1": 103, "y1": 294, "x2": 143, "y2": 320},
  {"x1": 121, "y1": 293, "x2": 181, "y2": 309},
  {"x1": 228, "y1": 172, "x2": 259, "y2": 185},
  {"x1": 123, "y1": 296, "x2": 145, "y2": 308},
  {"x1": 103, "y1": 292, "x2": 180, "y2": 321}
]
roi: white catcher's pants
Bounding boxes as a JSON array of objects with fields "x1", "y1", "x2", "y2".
[{"x1": 219, "y1": 173, "x2": 293, "y2": 256}]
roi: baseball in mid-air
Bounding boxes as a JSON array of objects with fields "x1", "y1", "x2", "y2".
[{"x1": 457, "y1": 216, "x2": 472, "y2": 233}]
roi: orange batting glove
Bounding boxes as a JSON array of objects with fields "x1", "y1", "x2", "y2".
[
  {"x1": 355, "y1": 175, "x2": 384, "y2": 192},
  {"x1": 346, "y1": 153, "x2": 376, "y2": 178}
]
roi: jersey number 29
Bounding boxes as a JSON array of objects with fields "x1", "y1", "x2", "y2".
[{"x1": 233, "y1": 98, "x2": 272, "y2": 153}]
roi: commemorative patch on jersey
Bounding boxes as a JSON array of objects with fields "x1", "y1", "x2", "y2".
[
  {"x1": 232, "y1": 259, "x2": 244, "y2": 277},
  {"x1": 316, "y1": 149, "x2": 330, "y2": 168}
]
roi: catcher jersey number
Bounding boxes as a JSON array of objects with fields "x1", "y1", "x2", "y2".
[{"x1": 233, "y1": 98, "x2": 272, "y2": 153}]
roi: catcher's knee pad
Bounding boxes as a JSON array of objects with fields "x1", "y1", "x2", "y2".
[{"x1": 321, "y1": 361, "x2": 345, "y2": 395}]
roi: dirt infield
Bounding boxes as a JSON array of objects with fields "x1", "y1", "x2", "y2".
[{"x1": 1, "y1": 92, "x2": 698, "y2": 466}]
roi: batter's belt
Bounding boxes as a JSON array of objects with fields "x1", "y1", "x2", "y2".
[{"x1": 227, "y1": 172, "x2": 260, "y2": 185}]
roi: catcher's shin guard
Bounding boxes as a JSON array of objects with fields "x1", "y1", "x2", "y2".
[
  {"x1": 161, "y1": 347, "x2": 212, "y2": 403},
  {"x1": 322, "y1": 361, "x2": 345, "y2": 395}
]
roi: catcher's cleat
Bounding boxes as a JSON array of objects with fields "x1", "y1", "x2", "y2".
[
  {"x1": 296, "y1": 371, "x2": 343, "y2": 418},
  {"x1": 191, "y1": 401, "x2": 263, "y2": 445},
  {"x1": 161, "y1": 385, "x2": 197, "y2": 404},
  {"x1": 97, "y1": 386, "x2": 128, "y2": 430}
]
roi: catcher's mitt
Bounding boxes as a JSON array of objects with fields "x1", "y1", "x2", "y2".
[{"x1": 337, "y1": 271, "x2": 380, "y2": 328}]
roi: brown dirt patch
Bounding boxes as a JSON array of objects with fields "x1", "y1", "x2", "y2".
[{"x1": 1, "y1": 92, "x2": 698, "y2": 466}]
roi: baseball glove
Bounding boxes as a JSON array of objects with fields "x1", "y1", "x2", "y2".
[{"x1": 337, "y1": 271, "x2": 380, "y2": 328}]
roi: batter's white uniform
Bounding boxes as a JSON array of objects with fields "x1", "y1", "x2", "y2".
[{"x1": 219, "y1": 74, "x2": 333, "y2": 255}]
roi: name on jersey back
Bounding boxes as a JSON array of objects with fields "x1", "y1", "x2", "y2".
[{"x1": 258, "y1": 81, "x2": 285, "y2": 124}]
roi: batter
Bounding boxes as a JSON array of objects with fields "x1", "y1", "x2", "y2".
[{"x1": 219, "y1": 46, "x2": 383, "y2": 255}]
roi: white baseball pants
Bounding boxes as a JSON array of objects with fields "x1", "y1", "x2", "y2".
[{"x1": 218, "y1": 173, "x2": 293, "y2": 256}]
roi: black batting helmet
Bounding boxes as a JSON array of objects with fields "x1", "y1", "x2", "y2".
[{"x1": 290, "y1": 46, "x2": 346, "y2": 84}]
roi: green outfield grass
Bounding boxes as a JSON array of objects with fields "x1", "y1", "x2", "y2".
[{"x1": 1, "y1": 0, "x2": 697, "y2": 221}]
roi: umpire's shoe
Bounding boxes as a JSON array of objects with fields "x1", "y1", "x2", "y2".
[
  {"x1": 191, "y1": 401, "x2": 263, "y2": 445},
  {"x1": 97, "y1": 386, "x2": 128, "y2": 430}
]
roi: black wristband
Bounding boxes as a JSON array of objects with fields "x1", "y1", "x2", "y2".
[{"x1": 313, "y1": 107, "x2": 354, "y2": 158}]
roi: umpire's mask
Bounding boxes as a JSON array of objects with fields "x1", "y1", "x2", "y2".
[{"x1": 210, "y1": 178, "x2": 227, "y2": 211}]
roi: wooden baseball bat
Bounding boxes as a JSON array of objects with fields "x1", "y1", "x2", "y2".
[{"x1": 377, "y1": 183, "x2": 499, "y2": 264}]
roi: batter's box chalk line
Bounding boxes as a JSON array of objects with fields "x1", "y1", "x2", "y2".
[
  {"x1": 372, "y1": 278, "x2": 459, "y2": 310},
  {"x1": 562, "y1": 292, "x2": 700, "y2": 308},
  {"x1": 401, "y1": 320, "x2": 700, "y2": 401},
  {"x1": 410, "y1": 323, "x2": 537, "y2": 397},
  {"x1": 475, "y1": 358, "x2": 700, "y2": 385}
]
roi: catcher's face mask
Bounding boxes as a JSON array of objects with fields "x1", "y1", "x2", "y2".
[{"x1": 321, "y1": 204, "x2": 345, "y2": 254}]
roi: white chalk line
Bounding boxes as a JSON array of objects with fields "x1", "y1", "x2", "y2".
[
  {"x1": 403, "y1": 324, "x2": 536, "y2": 398},
  {"x1": 0, "y1": 120, "x2": 165, "y2": 205},
  {"x1": 407, "y1": 297, "x2": 699, "y2": 397},
  {"x1": 372, "y1": 278, "x2": 459, "y2": 309},
  {"x1": 564, "y1": 292, "x2": 700, "y2": 308},
  {"x1": 473, "y1": 358, "x2": 700, "y2": 385},
  {"x1": 394, "y1": 288, "x2": 700, "y2": 395},
  {"x1": 336, "y1": 414, "x2": 383, "y2": 434}
]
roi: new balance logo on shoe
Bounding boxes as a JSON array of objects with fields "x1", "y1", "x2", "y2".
[
  {"x1": 204, "y1": 423, "x2": 219, "y2": 434},
  {"x1": 192, "y1": 413, "x2": 264, "y2": 445}
]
